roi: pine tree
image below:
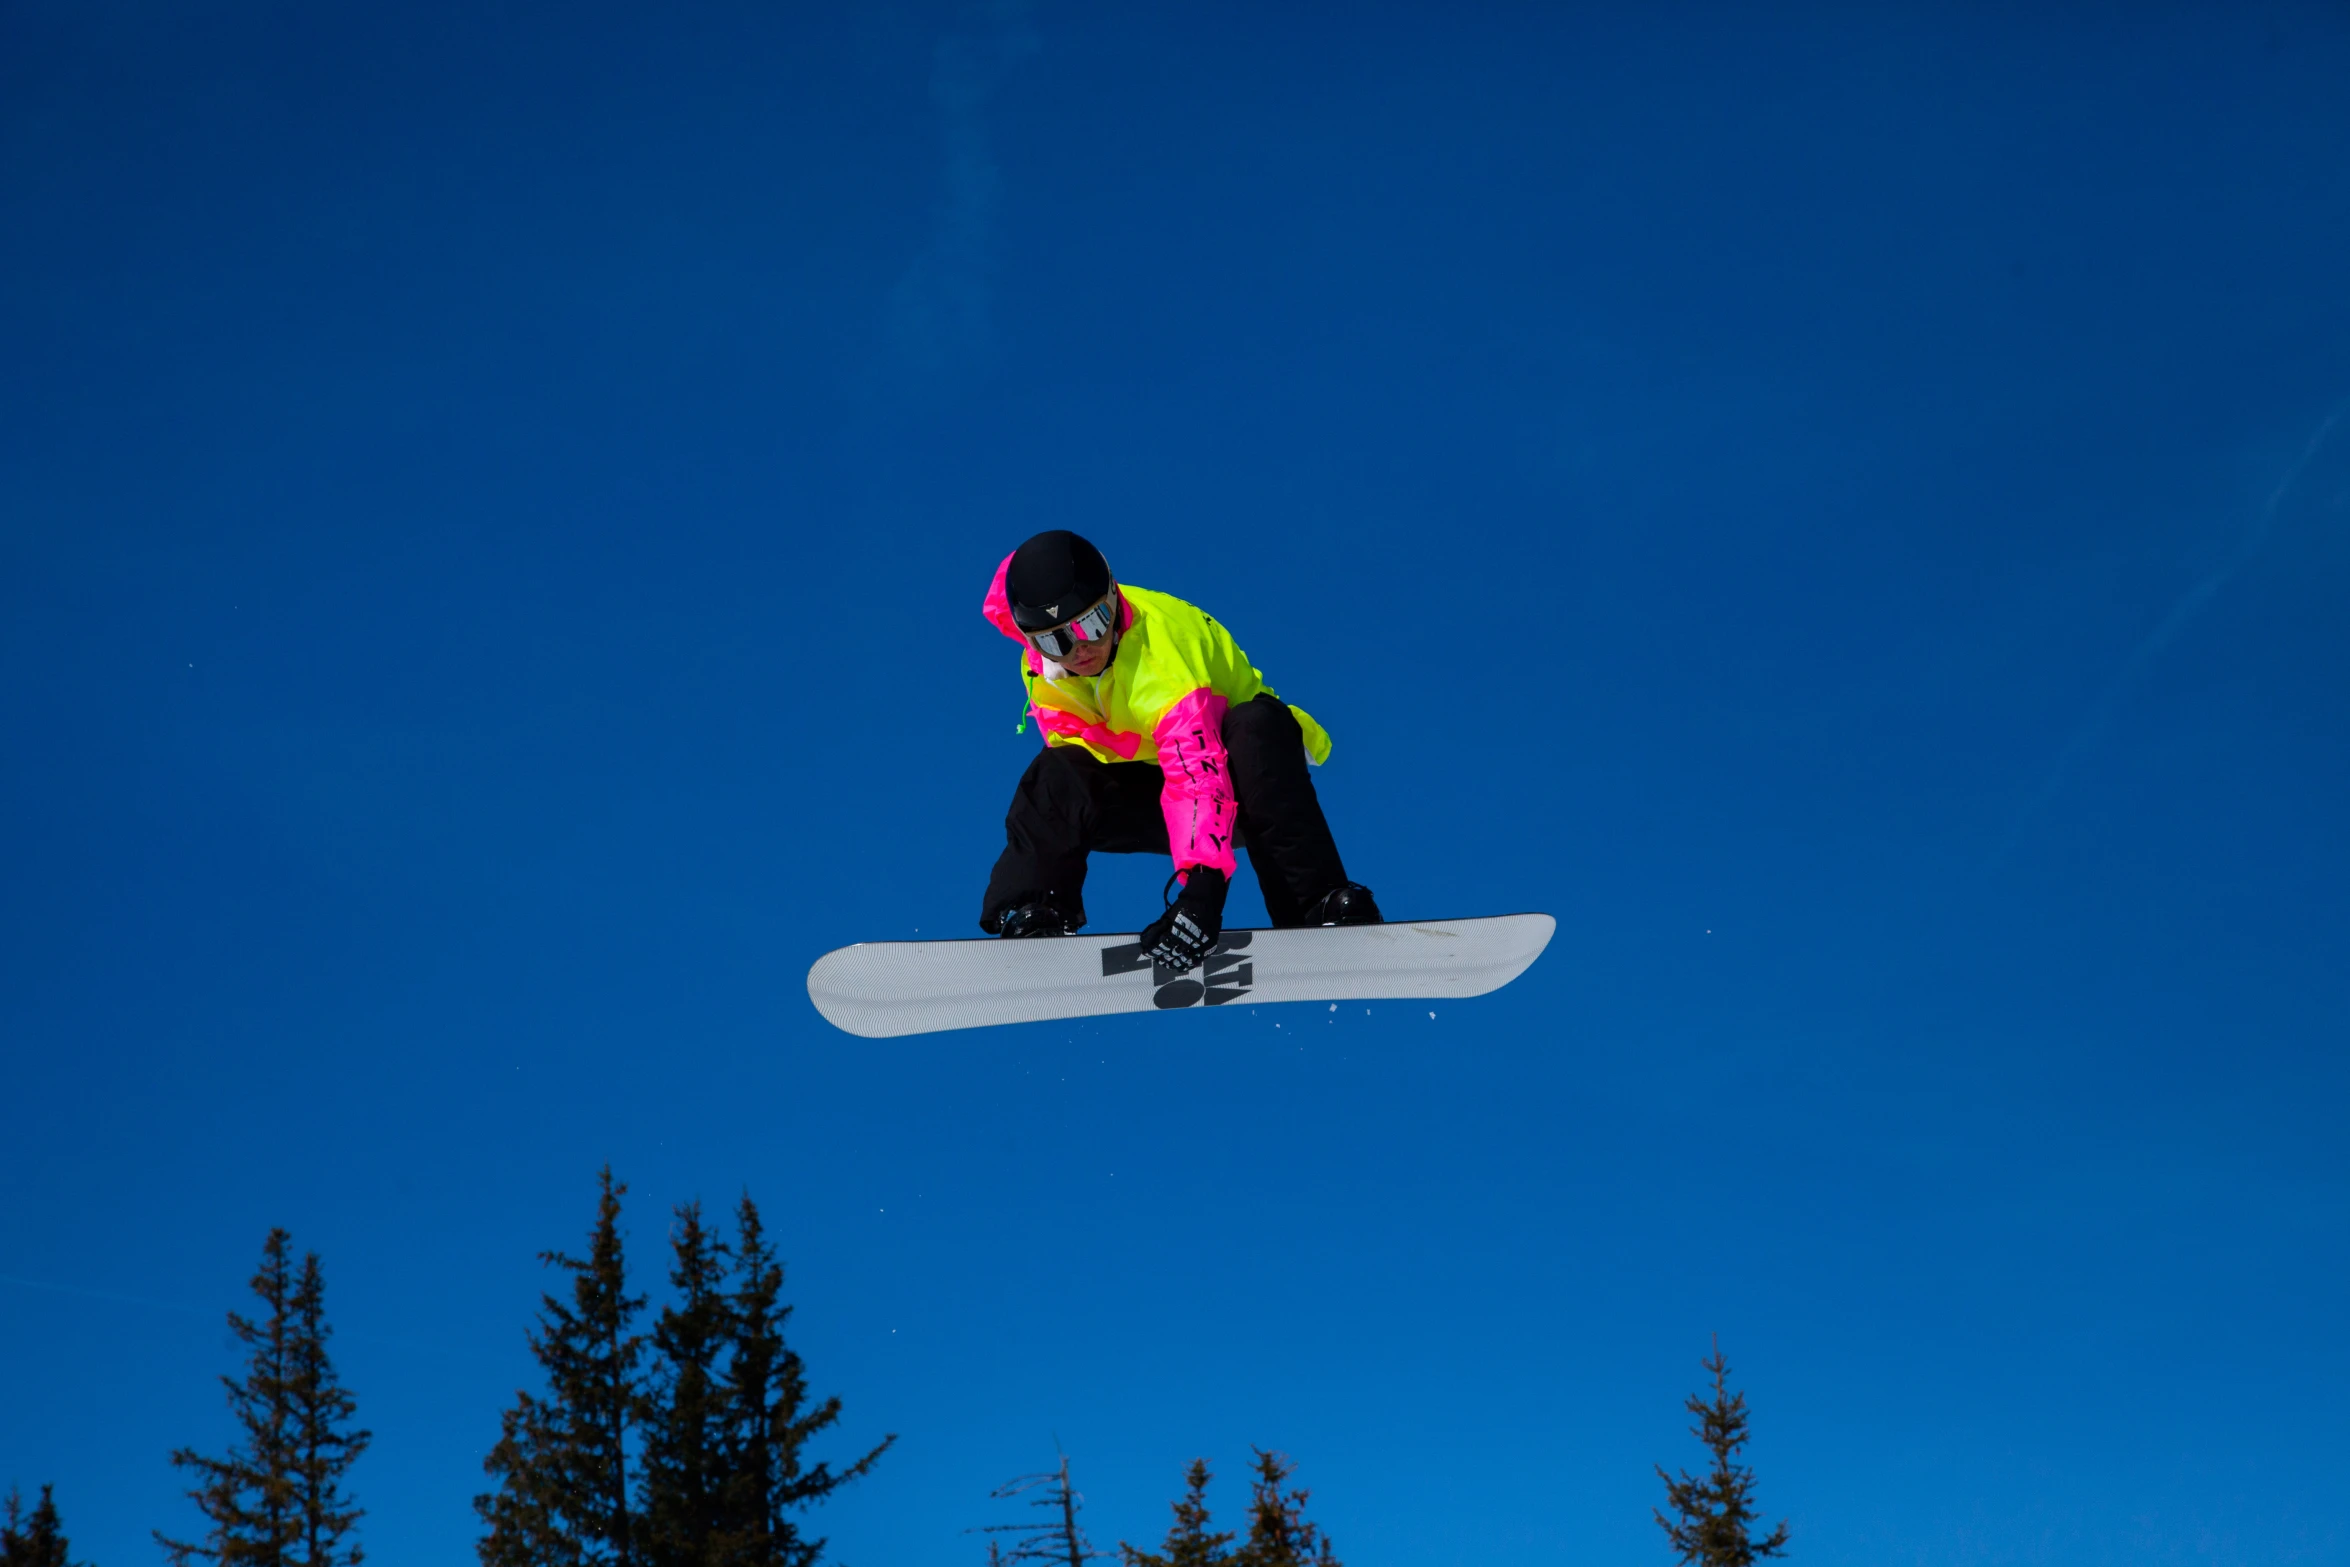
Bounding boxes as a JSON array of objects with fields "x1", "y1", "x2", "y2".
[
  {"x1": 979, "y1": 1455, "x2": 1101, "y2": 1565},
  {"x1": 476, "y1": 1391, "x2": 579, "y2": 1567},
  {"x1": 1118, "y1": 1460, "x2": 1232, "y2": 1567},
  {"x1": 713, "y1": 1195, "x2": 892, "y2": 1567},
  {"x1": 155, "y1": 1230, "x2": 369, "y2": 1567},
  {"x1": 287, "y1": 1253, "x2": 370, "y2": 1565},
  {"x1": 640, "y1": 1203, "x2": 734, "y2": 1567},
  {"x1": 479, "y1": 1178, "x2": 888, "y2": 1567},
  {"x1": 478, "y1": 1167, "x2": 648, "y2": 1567},
  {"x1": 158, "y1": 1229, "x2": 303, "y2": 1566},
  {"x1": 1654, "y1": 1340, "x2": 1789, "y2": 1567},
  {"x1": 2, "y1": 1484, "x2": 83, "y2": 1567},
  {"x1": 1230, "y1": 1451, "x2": 1337, "y2": 1567}
]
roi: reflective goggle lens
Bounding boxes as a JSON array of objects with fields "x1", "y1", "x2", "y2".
[{"x1": 1027, "y1": 593, "x2": 1118, "y2": 658}]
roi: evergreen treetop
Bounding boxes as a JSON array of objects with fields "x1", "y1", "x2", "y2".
[
  {"x1": 157, "y1": 1228, "x2": 300, "y2": 1566},
  {"x1": 156, "y1": 1228, "x2": 368, "y2": 1567},
  {"x1": 716, "y1": 1194, "x2": 892, "y2": 1567},
  {"x1": 288, "y1": 1254, "x2": 370, "y2": 1566},
  {"x1": 476, "y1": 1391, "x2": 580, "y2": 1567},
  {"x1": 2, "y1": 1485, "x2": 82, "y2": 1567},
  {"x1": 1654, "y1": 1340, "x2": 1789, "y2": 1567},
  {"x1": 1231, "y1": 1451, "x2": 1337, "y2": 1567},
  {"x1": 477, "y1": 1174, "x2": 891, "y2": 1567},
  {"x1": 640, "y1": 1202, "x2": 732, "y2": 1567},
  {"x1": 1118, "y1": 1460, "x2": 1232, "y2": 1567},
  {"x1": 478, "y1": 1165, "x2": 646, "y2": 1567}
]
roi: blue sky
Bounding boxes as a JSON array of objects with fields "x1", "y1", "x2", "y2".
[{"x1": 4, "y1": 3, "x2": 2347, "y2": 1563}]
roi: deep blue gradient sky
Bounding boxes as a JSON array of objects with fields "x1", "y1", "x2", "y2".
[{"x1": 5, "y1": 4, "x2": 2348, "y2": 1563}]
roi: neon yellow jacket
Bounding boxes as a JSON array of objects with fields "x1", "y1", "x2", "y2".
[{"x1": 984, "y1": 554, "x2": 1330, "y2": 877}]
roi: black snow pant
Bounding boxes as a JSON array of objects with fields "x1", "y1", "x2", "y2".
[{"x1": 980, "y1": 693, "x2": 1352, "y2": 933}]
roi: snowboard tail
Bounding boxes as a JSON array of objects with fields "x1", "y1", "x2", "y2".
[{"x1": 806, "y1": 914, "x2": 1554, "y2": 1038}]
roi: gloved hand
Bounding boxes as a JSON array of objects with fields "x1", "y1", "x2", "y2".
[{"x1": 1139, "y1": 866, "x2": 1228, "y2": 970}]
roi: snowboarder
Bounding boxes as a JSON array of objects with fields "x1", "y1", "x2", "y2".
[{"x1": 980, "y1": 530, "x2": 1381, "y2": 969}]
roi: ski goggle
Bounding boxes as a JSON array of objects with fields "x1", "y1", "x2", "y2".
[{"x1": 1024, "y1": 590, "x2": 1120, "y2": 660}]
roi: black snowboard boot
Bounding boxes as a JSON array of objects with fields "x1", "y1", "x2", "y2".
[
  {"x1": 1306, "y1": 883, "x2": 1383, "y2": 926},
  {"x1": 995, "y1": 900, "x2": 1079, "y2": 938}
]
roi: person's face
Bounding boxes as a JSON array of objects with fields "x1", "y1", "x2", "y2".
[
  {"x1": 1028, "y1": 589, "x2": 1119, "y2": 676},
  {"x1": 1057, "y1": 630, "x2": 1114, "y2": 676}
]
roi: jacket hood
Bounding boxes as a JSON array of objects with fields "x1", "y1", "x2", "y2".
[
  {"x1": 983, "y1": 552, "x2": 1028, "y2": 645},
  {"x1": 984, "y1": 551, "x2": 1134, "y2": 666}
]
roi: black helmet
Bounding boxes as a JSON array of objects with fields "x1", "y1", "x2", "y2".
[{"x1": 1006, "y1": 531, "x2": 1113, "y2": 632}]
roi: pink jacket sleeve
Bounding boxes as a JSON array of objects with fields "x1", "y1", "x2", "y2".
[{"x1": 1154, "y1": 689, "x2": 1238, "y2": 878}]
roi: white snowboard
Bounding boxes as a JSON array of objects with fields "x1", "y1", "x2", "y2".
[{"x1": 806, "y1": 914, "x2": 1554, "y2": 1038}]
